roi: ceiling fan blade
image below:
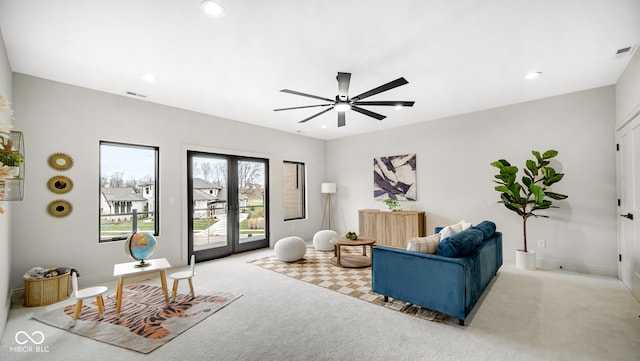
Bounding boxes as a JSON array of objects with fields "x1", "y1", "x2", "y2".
[
  {"x1": 351, "y1": 77, "x2": 409, "y2": 101},
  {"x1": 337, "y1": 72, "x2": 351, "y2": 99},
  {"x1": 281, "y1": 89, "x2": 334, "y2": 103},
  {"x1": 298, "y1": 106, "x2": 334, "y2": 123},
  {"x1": 274, "y1": 104, "x2": 333, "y2": 111},
  {"x1": 353, "y1": 101, "x2": 415, "y2": 107},
  {"x1": 351, "y1": 106, "x2": 386, "y2": 120},
  {"x1": 338, "y1": 112, "x2": 346, "y2": 127}
]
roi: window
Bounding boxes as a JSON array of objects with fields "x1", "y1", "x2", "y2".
[
  {"x1": 99, "y1": 141, "x2": 159, "y2": 242},
  {"x1": 283, "y1": 161, "x2": 305, "y2": 220}
]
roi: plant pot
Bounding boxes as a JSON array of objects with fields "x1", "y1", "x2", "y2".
[{"x1": 515, "y1": 249, "x2": 536, "y2": 270}]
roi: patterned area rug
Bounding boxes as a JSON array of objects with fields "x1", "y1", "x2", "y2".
[
  {"x1": 32, "y1": 284, "x2": 242, "y2": 353},
  {"x1": 249, "y1": 247, "x2": 447, "y2": 323}
]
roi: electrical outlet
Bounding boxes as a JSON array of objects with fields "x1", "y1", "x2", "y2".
[{"x1": 538, "y1": 239, "x2": 546, "y2": 248}]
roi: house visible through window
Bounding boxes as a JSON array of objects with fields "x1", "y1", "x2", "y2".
[
  {"x1": 99, "y1": 141, "x2": 159, "y2": 242},
  {"x1": 283, "y1": 161, "x2": 305, "y2": 220}
]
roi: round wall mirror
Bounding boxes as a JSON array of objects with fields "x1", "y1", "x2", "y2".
[
  {"x1": 47, "y1": 176, "x2": 73, "y2": 194},
  {"x1": 47, "y1": 200, "x2": 72, "y2": 217},
  {"x1": 48, "y1": 153, "x2": 73, "y2": 170}
]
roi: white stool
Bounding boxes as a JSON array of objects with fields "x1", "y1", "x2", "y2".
[
  {"x1": 275, "y1": 236, "x2": 306, "y2": 262},
  {"x1": 313, "y1": 230, "x2": 338, "y2": 251}
]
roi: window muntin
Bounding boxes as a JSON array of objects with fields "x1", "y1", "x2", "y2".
[{"x1": 99, "y1": 141, "x2": 159, "y2": 242}]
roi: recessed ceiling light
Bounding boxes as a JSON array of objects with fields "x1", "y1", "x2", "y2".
[
  {"x1": 395, "y1": 105, "x2": 403, "y2": 110},
  {"x1": 142, "y1": 74, "x2": 156, "y2": 83},
  {"x1": 525, "y1": 71, "x2": 543, "y2": 80},
  {"x1": 321, "y1": 124, "x2": 328, "y2": 129},
  {"x1": 201, "y1": 1, "x2": 225, "y2": 17}
]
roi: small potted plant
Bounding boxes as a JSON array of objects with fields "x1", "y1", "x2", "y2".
[
  {"x1": 383, "y1": 198, "x2": 402, "y2": 212},
  {"x1": 0, "y1": 142, "x2": 23, "y2": 177},
  {"x1": 490, "y1": 150, "x2": 568, "y2": 270},
  {"x1": 0, "y1": 151, "x2": 23, "y2": 167}
]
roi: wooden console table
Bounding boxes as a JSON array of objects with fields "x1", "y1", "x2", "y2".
[{"x1": 358, "y1": 209, "x2": 426, "y2": 249}]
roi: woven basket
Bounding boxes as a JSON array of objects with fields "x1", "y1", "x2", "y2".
[{"x1": 24, "y1": 272, "x2": 71, "y2": 307}]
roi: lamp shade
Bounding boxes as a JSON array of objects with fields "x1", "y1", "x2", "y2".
[{"x1": 321, "y1": 183, "x2": 336, "y2": 194}]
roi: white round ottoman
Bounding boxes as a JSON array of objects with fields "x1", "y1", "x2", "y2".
[
  {"x1": 313, "y1": 230, "x2": 338, "y2": 251},
  {"x1": 275, "y1": 236, "x2": 306, "y2": 262}
]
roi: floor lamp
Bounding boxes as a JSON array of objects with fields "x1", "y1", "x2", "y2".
[{"x1": 321, "y1": 183, "x2": 336, "y2": 230}]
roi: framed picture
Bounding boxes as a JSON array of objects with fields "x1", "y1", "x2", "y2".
[{"x1": 373, "y1": 153, "x2": 416, "y2": 201}]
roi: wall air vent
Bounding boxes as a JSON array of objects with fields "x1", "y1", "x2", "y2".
[
  {"x1": 125, "y1": 91, "x2": 147, "y2": 98},
  {"x1": 613, "y1": 45, "x2": 636, "y2": 59},
  {"x1": 616, "y1": 47, "x2": 631, "y2": 55}
]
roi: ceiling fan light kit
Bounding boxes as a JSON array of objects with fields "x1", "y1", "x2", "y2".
[
  {"x1": 334, "y1": 102, "x2": 351, "y2": 112},
  {"x1": 274, "y1": 72, "x2": 415, "y2": 128}
]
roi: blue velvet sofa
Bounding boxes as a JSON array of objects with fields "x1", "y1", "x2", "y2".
[{"x1": 371, "y1": 221, "x2": 502, "y2": 325}]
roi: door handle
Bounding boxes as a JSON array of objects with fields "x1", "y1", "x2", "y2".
[{"x1": 620, "y1": 213, "x2": 634, "y2": 220}]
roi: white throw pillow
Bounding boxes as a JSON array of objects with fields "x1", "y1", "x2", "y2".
[
  {"x1": 407, "y1": 233, "x2": 441, "y2": 254},
  {"x1": 439, "y1": 226, "x2": 456, "y2": 240},
  {"x1": 460, "y1": 220, "x2": 472, "y2": 231},
  {"x1": 440, "y1": 220, "x2": 473, "y2": 240},
  {"x1": 449, "y1": 222, "x2": 463, "y2": 234}
]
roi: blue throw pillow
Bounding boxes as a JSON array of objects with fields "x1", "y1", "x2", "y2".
[
  {"x1": 475, "y1": 221, "x2": 496, "y2": 240},
  {"x1": 436, "y1": 227, "x2": 484, "y2": 258}
]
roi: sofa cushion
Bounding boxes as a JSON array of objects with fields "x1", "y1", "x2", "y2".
[
  {"x1": 437, "y1": 227, "x2": 484, "y2": 258},
  {"x1": 475, "y1": 221, "x2": 496, "y2": 240},
  {"x1": 406, "y1": 233, "x2": 441, "y2": 254}
]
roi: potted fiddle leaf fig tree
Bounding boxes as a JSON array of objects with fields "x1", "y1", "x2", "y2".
[{"x1": 490, "y1": 150, "x2": 568, "y2": 270}]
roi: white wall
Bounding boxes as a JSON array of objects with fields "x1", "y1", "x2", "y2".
[
  {"x1": 616, "y1": 49, "x2": 640, "y2": 127},
  {"x1": 10, "y1": 73, "x2": 326, "y2": 290},
  {"x1": 327, "y1": 86, "x2": 618, "y2": 276},
  {"x1": 0, "y1": 27, "x2": 12, "y2": 340}
]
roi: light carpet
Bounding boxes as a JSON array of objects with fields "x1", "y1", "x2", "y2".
[
  {"x1": 249, "y1": 246, "x2": 447, "y2": 323},
  {"x1": 32, "y1": 284, "x2": 242, "y2": 354}
]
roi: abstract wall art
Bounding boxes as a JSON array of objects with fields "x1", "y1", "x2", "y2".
[{"x1": 373, "y1": 153, "x2": 417, "y2": 201}]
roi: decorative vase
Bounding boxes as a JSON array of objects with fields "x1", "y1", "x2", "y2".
[{"x1": 515, "y1": 249, "x2": 536, "y2": 270}]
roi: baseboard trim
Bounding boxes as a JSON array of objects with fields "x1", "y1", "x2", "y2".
[
  {"x1": 10, "y1": 287, "x2": 23, "y2": 305},
  {"x1": 537, "y1": 258, "x2": 618, "y2": 278}
]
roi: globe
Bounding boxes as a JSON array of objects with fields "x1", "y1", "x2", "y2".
[{"x1": 125, "y1": 231, "x2": 157, "y2": 267}]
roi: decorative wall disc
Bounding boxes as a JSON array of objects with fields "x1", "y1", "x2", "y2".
[
  {"x1": 47, "y1": 175, "x2": 73, "y2": 194},
  {"x1": 48, "y1": 153, "x2": 73, "y2": 171},
  {"x1": 47, "y1": 199, "x2": 72, "y2": 217}
]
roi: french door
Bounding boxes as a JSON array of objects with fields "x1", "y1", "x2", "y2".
[{"x1": 187, "y1": 151, "x2": 269, "y2": 262}]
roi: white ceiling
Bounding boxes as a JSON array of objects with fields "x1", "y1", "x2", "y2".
[{"x1": 0, "y1": 0, "x2": 639, "y2": 140}]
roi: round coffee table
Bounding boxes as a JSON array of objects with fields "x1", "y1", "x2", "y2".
[{"x1": 329, "y1": 237, "x2": 375, "y2": 268}]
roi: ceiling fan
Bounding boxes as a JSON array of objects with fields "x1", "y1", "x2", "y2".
[{"x1": 274, "y1": 72, "x2": 415, "y2": 127}]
